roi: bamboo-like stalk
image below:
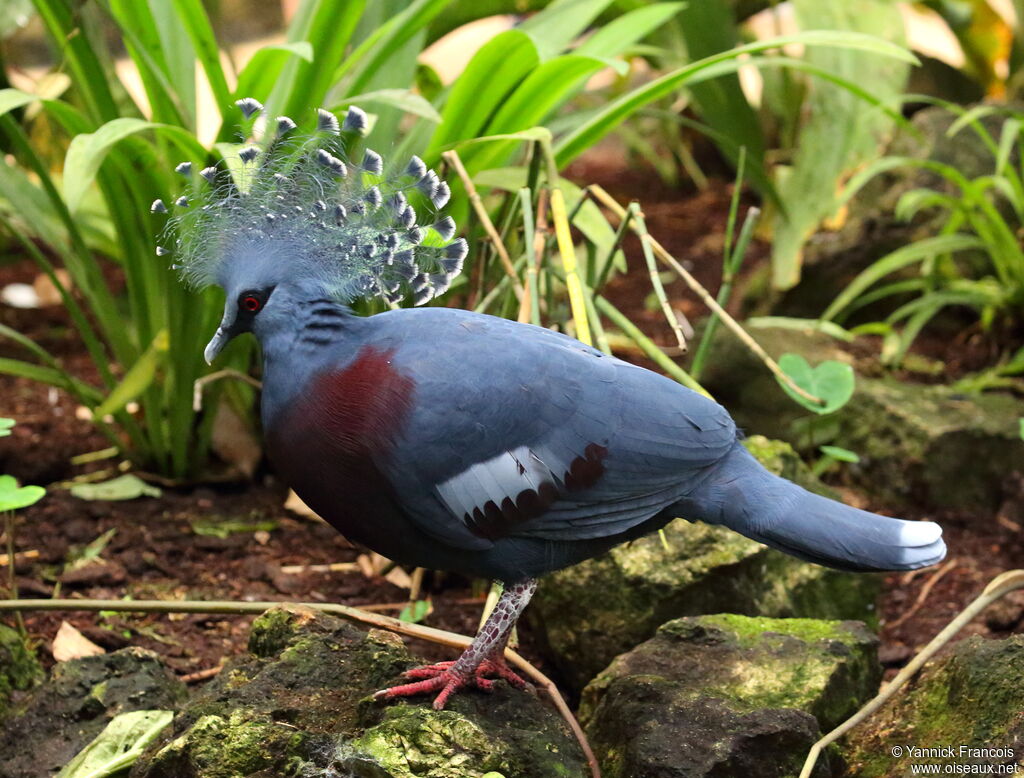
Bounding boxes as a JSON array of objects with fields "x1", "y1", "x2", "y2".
[
  {"x1": 550, "y1": 187, "x2": 593, "y2": 345},
  {"x1": 798, "y1": 569, "x2": 1024, "y2": 778},
  {"x1": 443, "y1": 150, "x2": 524, "y2": 301},
  {"x1": 595, "y1": 296, "x2": 710, "y2": 397},
  {"x1": 0, "y1": 597, "x2": 600, "y2": 778},
  {"x1": 632, "y1": 204, "x2": 687, "y2": 351},
  {"x1": 588, "y1": 184, "x2": 824, "y2": 408}
]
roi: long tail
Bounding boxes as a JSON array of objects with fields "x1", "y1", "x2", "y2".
[{"x1": 675, "y1": 443, "x2": 946, "y2": 572}]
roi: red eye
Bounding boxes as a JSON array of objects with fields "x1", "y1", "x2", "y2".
[{"x1": 242, "y1": 295, "x2": 261, "y2": 312}]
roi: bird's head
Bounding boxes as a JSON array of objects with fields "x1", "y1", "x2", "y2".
[{"x1": 153, "y1": 98, "x2": 468, "y2": 364}]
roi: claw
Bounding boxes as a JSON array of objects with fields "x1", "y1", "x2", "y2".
[{"x1": 374, "y1": 657, "x2": 529, "y2": 709}]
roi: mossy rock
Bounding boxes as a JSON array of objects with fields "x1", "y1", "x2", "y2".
[
  {"x1": 700, "y1": 324, "x2": 1024, "y2": 514},
  {"x1": 844, "y1": 634, "x2": 1024, "y2": 777},
  {"x1": 0, "y1": 623, "x2": 43, "y2": 719},
  {"x1": 0, "y1": 647, "x2": 187, "y2": 778},
  {"x1": 132, "y1": 605, "x2": 588, "y2": 778},
  {"x1": 528, "y1": 437, "x2": 879, "y2": 693},
  {"x1": 580, "y1": 614, "x2": 881, "y2": 778}
]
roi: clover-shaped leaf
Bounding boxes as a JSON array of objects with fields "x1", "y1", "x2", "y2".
[
  {"x1": 0, "y1": 418, "x2": 14, "y2": 437},
  {"x1": 776, "y1": 353, "x2": 855, "y2": 415},
  {"x1": 0, "y1": 474, "x2": 45, "y2": 512}
]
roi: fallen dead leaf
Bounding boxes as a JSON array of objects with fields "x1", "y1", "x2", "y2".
[{"x1": 52, "y1": 620, "x2": 106, "y2": 662}]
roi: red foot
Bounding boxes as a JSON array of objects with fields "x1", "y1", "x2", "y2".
[{"x1": 373, "y1": 658, "x2": 528, "y2": 710}]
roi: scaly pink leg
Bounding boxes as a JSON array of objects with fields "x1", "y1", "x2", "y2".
[{"x1": 374, "y1": 579, "x2": 537, "y2": 710}]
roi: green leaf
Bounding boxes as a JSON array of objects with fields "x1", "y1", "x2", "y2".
[
  {"x1": 1019, "y1": 417, "x2": 1023, "y2": 441},
  {"x1": 0, "y1": 418, "x2": 13, "y2": 437},
  {"x1": 63, "y1": 120, "x2": 204, "y2": 215},
  {"x1": 335, "y1": 88, "x2": 442, "y2": 123},
  {"x1": 0, "y1": 474, "x2": 45, "y2": 512},
  {"x1": 56, "y1": 710, "x2": 173, "y2": 778},
  {"x1": 518, "y1": 0, "x2": 617, "y2": 60},
  {"x1": 190, "y1": 517, "x2": 279, "y2": 538},
  {"x1": 822, "y1": 234, "x2": 986, "y2": 321},
  {"x1": 819, "y1": 445, "x2": 860, "y2": 463},
  {"x1": 575, "y1": 3, "x2": 686, "y2": 59},
  {"x1": 398, "y1": 599, "x2": 431, "y2": 623},
  {"x1": 0, "y1": 87, "x2": 39, "y2": 117},
  {"x1": 555, "y1": 30, "x2": 918, "y2": 166},
  {"x1": 70, "y1": 474, "x2": 162, "y2": 501},
  {"x1": 95, "y1": 329, "x2": 169, "y2": 419},
  {"x1": 429, "y1": 30, "x2": 539, "y2": 153},
  {"x1": 776, "y1": 353, "x2": 855, "y2": 415},
  {"x1": 770, "y1": 0, "x2": 910, "y2": 290},
  {"x1": 745, "y1": 316, "x2": 855, "y2": 342},
  {"x1": 234, "y1": 42, "x2": 314, "y2": 104}
]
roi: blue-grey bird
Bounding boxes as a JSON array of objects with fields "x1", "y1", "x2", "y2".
[{"x1": 163, "y1": 99, "x2": 946, "y2": 709}]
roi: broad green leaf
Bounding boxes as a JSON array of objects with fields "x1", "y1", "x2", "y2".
[
  {"x1": 555, "y1": 30, "x2": 918, "y2": 166},
  {"x1": 170, "y1": 0, "x2": 230, "y2": 121},
  {"x1": 430, "y1": 30, "x2": 539, "y2": 153},
  {"x1": 267, "y1": 0, "x2": 366, "y2": 122},
  {"x1": 518, "y1": 0, "x2": 617, "y2": 60},
  {"x1": 674, "y1": 0, "x2": 764, "y2": 172},
  {"x1": 234, "y1": 43, "x2": 314, "y2": 104},
  {"x1": 822, "y1": 234, "x2": 986, "y2": 321},
  {"x1": 819, "y1": 445, "x2": 860, "y2": 463},
  {"x1": 0, "y1": 88, "x2": 38, "y2": 117},
  {"x1": 341, "y1": 0, "x2": 450, "y2": 98},
  {"x1": 95, "y1": 329, "x2": 169, "y2": 418},
  {"x1": 71, "y1": 474, "x2": 162, "y2": 501},
  {"x1": 465, "y1": 55, "x2": 610, "y2": 172},
  {"x1": 0, "y1": 475, "x2": 45, "y2": 512},
  {"x1": 398, "y1": 599, "x2": 431, "y2": 623},
  {"x1": 776, "y1": 353, "x2": 856, "y2": 415},
  {"x1": 335, "y1": 88, "x2": 442, "y2": 123},
  {"x1": 56, "y1": 710, "x2": 173, "y2": 778},
  {"x1": 575, "y1": 3, "x2": 686, "y2": 59},
  {"x1": 771, "y1": 1, "x2": 910, "y2": 290},
  {"x1": 0, "y1": 418, "x2": 13, "y2": 437},
  {"x1": 63, "y1": 119, "x2": 204, "y2": 215},
  {"x1": 0, "y1": 357, "x2": 103, "y2": 402}
]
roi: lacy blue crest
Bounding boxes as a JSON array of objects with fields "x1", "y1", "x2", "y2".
[{"x1": 157, "y1": 99, "x2": 467, "y2": 306}]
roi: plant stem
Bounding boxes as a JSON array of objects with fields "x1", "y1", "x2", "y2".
[{"x1": 3, "y1": 512, "x2": 25, "y2": 636}]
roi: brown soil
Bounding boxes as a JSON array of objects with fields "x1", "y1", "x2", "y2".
[{"x1": 1, "y1": 166, "x2": 1021, "y2": 700}]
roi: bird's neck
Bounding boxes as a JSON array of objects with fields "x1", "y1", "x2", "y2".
[{"x1": 258, "y1": 296, "x2": 361, "y2": 419}]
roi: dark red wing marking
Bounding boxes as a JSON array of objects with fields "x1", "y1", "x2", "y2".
[{"x1": 465, "y1": 443, "x2": 609, "y2": 540}]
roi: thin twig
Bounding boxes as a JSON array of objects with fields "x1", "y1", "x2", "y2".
[
  {"x1": 887, "y1": 557, "x2": 959, "y2": 630},
  {"x1": 0, "y1": 549, "x2": 39, "y2": 567},
  {"x1": 442, "y1": 150, "x2": 524, "y2": 301},
  {"x1": 0, "y1": 597, "x2": 600, "y2": 778},
  {"x1": 798, "y1": 569, "x2": 1024, "y2": 778},
  {"x1": 279, "y1": 562, "x2": 360, "y2": 575},
  {"x1": 587, "y1": 185, "x2": 824, "y2": 408},
  {"x1": 193, "y1": 370, "x2": 263, "y2": 412},
  {"x1": 180, "y1": 665, "x2": 224, "y2": 684}
]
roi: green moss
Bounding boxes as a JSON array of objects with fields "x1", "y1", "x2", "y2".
[
  {"x1": 846, "y1": 635, "x2": 1024, "y2": 776},
  {"x1": 695, "y1": 613, "x2": 852, "y2": 647},
  {"x1": 0, "y1": 624, "x2": 43, "y2": 718},
  {"x1": 353, "y1": 707, "x2": 507, "y2": 778}
]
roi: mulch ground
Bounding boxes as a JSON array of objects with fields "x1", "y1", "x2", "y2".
[{"x1": 1, "y1": 160, "x2": 1022, "y2": 695}]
